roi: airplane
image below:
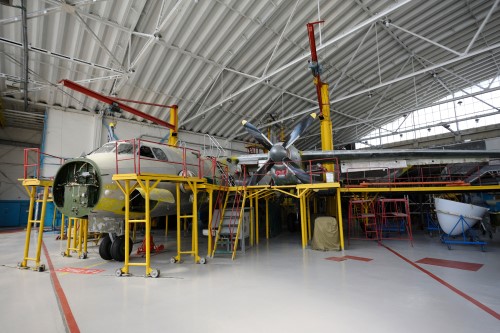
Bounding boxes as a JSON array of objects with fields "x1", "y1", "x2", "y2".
[
  {"x1": 237, "y1": 113, "x2": 500, "y2": 186},
  {"x1": 53, "y1": 140, "x2": 237, "y2": 261},
  {"x1": 53, "y1": 113, "x2": 500, "y2": 261}
]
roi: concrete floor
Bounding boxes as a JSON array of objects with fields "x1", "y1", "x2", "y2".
[{"x1": 1, "y1": 227, "x2": 499, "y2": 333}]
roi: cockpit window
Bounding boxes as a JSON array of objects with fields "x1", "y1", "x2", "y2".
[
  {"x1": 92, "y1": 143, "x2": 115, "y2": 154},
  {"x1": 152, "y1": 147, "x2": 168, "y2": 161},
  {"x1": 117, "y1": 143, "x2": 133, "y2": 155},
  {"x1": 139, "y1": 145, "x2": 155, "y2": 158}
]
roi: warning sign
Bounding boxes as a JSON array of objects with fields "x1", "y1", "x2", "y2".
[{"x1": 56, "y1": 267, "x2": 104, "y2": 275}]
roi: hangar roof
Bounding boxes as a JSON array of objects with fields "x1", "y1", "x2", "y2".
[{"x1": 1, "y1": 0, "x2": 499, "y2": 150}]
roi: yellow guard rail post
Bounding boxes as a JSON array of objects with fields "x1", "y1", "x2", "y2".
[
  {"x1": 114, "y1": 177, "x2": 161, "y2": 278},
  {"x1": 18, "y1": 179, "x2": 52, "y2": 272},
  {"x1": 172, "y1": 179, "x2": 205, "y2": 264},
  {"x1": 62, "y1": 217, "x2": 89, "y2": 259}
]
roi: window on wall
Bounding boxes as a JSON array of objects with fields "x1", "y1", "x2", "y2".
[{"x1": 357, "y1": 76, "x2": 500, "y2": 148}]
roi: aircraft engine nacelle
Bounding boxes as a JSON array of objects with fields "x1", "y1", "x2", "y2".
[
  {"x1": 53, "y1": 158, "x2": 102, "y2": 217},
  {"x1": 53, "y1": 157, "x2": 186, "y2": 235}
]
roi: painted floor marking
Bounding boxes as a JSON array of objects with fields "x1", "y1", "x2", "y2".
[
  {"x1": 42, "y1": 242, "x2": 81, "y2": 333},
  {"x1": 56, "y1": 267, "x2": 105, "y2": 275},
  {"x1": 382, "y1": 244, "x2": 499, "y2": 320},
  {"x1": 325, "y1": 257, "x2": 347, "y2": 262},
  {"x1": 325, "y1": 255, "x2": 373, "y2": 262},
  {"x1": 58, "y1": 261, "x2": 107, "y2": 276},
  {"x1": 416, "y1": 257, "x2": 483, "y2": 271}
]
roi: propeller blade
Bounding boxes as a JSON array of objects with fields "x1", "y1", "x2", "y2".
[
  {"x1": 283, "y1": 158, "x2": 311, "y2": 184},
  {"x1": 284, "y1": 113, "x2": 317, "y2": 149},
  {"x1": 242, "y1": 120, "x2": 273, "y2": 151},
  {"x1": 248, "y1": 160, "x2": 274, "y2": 185}
]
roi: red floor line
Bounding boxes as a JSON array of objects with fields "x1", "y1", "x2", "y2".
[
  {"x1": 0, "y1": 228, "x2": 24, "y2": 234},
  {"x1": 42, "y1": 242, "x2": 81, "y2": 333},
  {"x1": 381, "y1": 244, "x2": 500, "y2": 321}
]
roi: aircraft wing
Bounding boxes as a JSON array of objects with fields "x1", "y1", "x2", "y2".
[
  {"x1": 233, "y1": 153, "x2": 268, "y2": 165},
  {"x1": 300, "y1": 149, "x2": 500, "y2": 171}
]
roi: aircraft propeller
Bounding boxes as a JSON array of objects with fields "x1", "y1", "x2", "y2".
[{"x1": 242, "y1": 113, "x2": 317, "y2": 185}]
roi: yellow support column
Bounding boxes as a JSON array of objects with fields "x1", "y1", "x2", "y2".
[
  {"x1": 175, "y1": 183, "x2": 182, "y2": 262},
  {"x1": 192, "y1": 182, "x2": 202, "y2": 263},
  {"x1": 63, "y1": 218, "x2": 74, "y2": 257},
  {"x1": 167, "y1": 105, "x2": 178, "y2": 146},
  {"x1": 122, "y1": 180, "x2": 131, "y2": 275},
  {"x1": 59, "y1": 214, "x2": 66, "y2": 240},
  {"x1": 320, "y1": 83, "x2": 333, "y2": 162},
  {"x1": 255, "y1": 193, "x2": 259, "y2": 245},
  {"x1": 306, "y1": 194, "x2": 312, "y2": 241},
  {"x1": 77, "y1": 219, "x2": 83, "y2": 257},
  {"x1": 144, "y1": 179, "x2": 153, "y2": 276},
  {"x1": 82, "y1": 219, "x2": 88, "y2": 258},
  {"x1": 265, "y1": 197, "x2": 269, "y2": 239},
  {"x1": 249, "y1": 191, "x2": 254, "y2": 246},
  {"x1": 207, "y1": 188, "x2": 214, "y2": 256},
  {"x1": 299, "y1": 191, "x2": 307, "y2": 248},
  {"x1": 336, "y1": 187, "x2": 344, "y2": 250}
]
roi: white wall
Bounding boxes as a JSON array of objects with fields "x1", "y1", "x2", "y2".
[
  {"x1": 0, "y1": 127, "x2": 43, "y2": 200},
  {"x1": 43, "y1": 108, "x2": 98, "y2": 178},
  {"x1": 42, "y1": 108, "x2": 249, "y2": 178},
  {"x1": 0, "y1": 144, "x2": 30, "y2": 200}
]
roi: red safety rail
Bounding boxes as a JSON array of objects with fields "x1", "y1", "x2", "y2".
[
  {"x1": 343, "y1": 163, "x2": 487, "y2": 187},
  {"x1": 344, "y1": 167, "x2": 393, "y2": 187},
  {"x1": 376, "y1": 198, "x2": 413, "y2": 246},
  {"x1": 23, "y1": 148, "x2": 65, "y2": 179},
  {"x1": 303, "y1": 157, "x2": 341, "y2": 183},
  {"x1": 114, "y1": 139, "x2": 137, "y2": 174},
  {"x1": 114, "y1": 138, "x2": 203, "y2": 178}
]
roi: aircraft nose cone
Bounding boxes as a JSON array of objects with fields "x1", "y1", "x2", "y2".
[{"x1": 269, "y1": 144, "x2": 288, "y2": 162}]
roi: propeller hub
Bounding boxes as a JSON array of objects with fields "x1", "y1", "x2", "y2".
[{"x1": 269, "y1": 144, "x2": 288, "y2": 162}]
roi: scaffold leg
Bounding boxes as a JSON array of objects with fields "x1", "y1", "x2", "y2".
[{"x1": 18, "y1": 181, "x2": 50, "y2": 272}]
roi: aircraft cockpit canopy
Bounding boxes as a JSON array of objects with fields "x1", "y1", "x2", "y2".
[{"x1": 90, "y1": 142, "x2": 168, "y2": 161}]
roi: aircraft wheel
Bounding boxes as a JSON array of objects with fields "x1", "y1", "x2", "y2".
[
  {"x1": 110, "y1": 235, "x2": 133, "y2": 262},
  {"x1": 99, "y1": 235, "x2": 113, "y2": 260}
]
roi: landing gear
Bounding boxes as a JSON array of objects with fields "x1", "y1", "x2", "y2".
[
  {"x1": 110, "y1": 235, "x2": 133, "y2": 262},
  {"x1": 98, "y1": 234, "x2": 113, "y2": 260}
]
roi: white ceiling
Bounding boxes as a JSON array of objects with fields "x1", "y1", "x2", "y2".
[{"x1": 1, "y1": 0, "x2": 499, "y2": 149}]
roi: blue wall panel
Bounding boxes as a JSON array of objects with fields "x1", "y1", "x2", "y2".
[{"x1": 0, "y1": 200, "x2": 30, "y2": 227}]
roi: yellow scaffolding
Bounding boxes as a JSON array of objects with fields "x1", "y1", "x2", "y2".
[
  {"x1": 113, "y1": 173, "x2": 208, "y2": 278},
  {"x1": 18, "y1": 178, "x2": 52, "y2": 272},
  {"x1": 171, "y1": 179, "x2": 206, "y2": 264},
  {"x1": 62, "y1": 218, "x2": 89, "y2": 259}
]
